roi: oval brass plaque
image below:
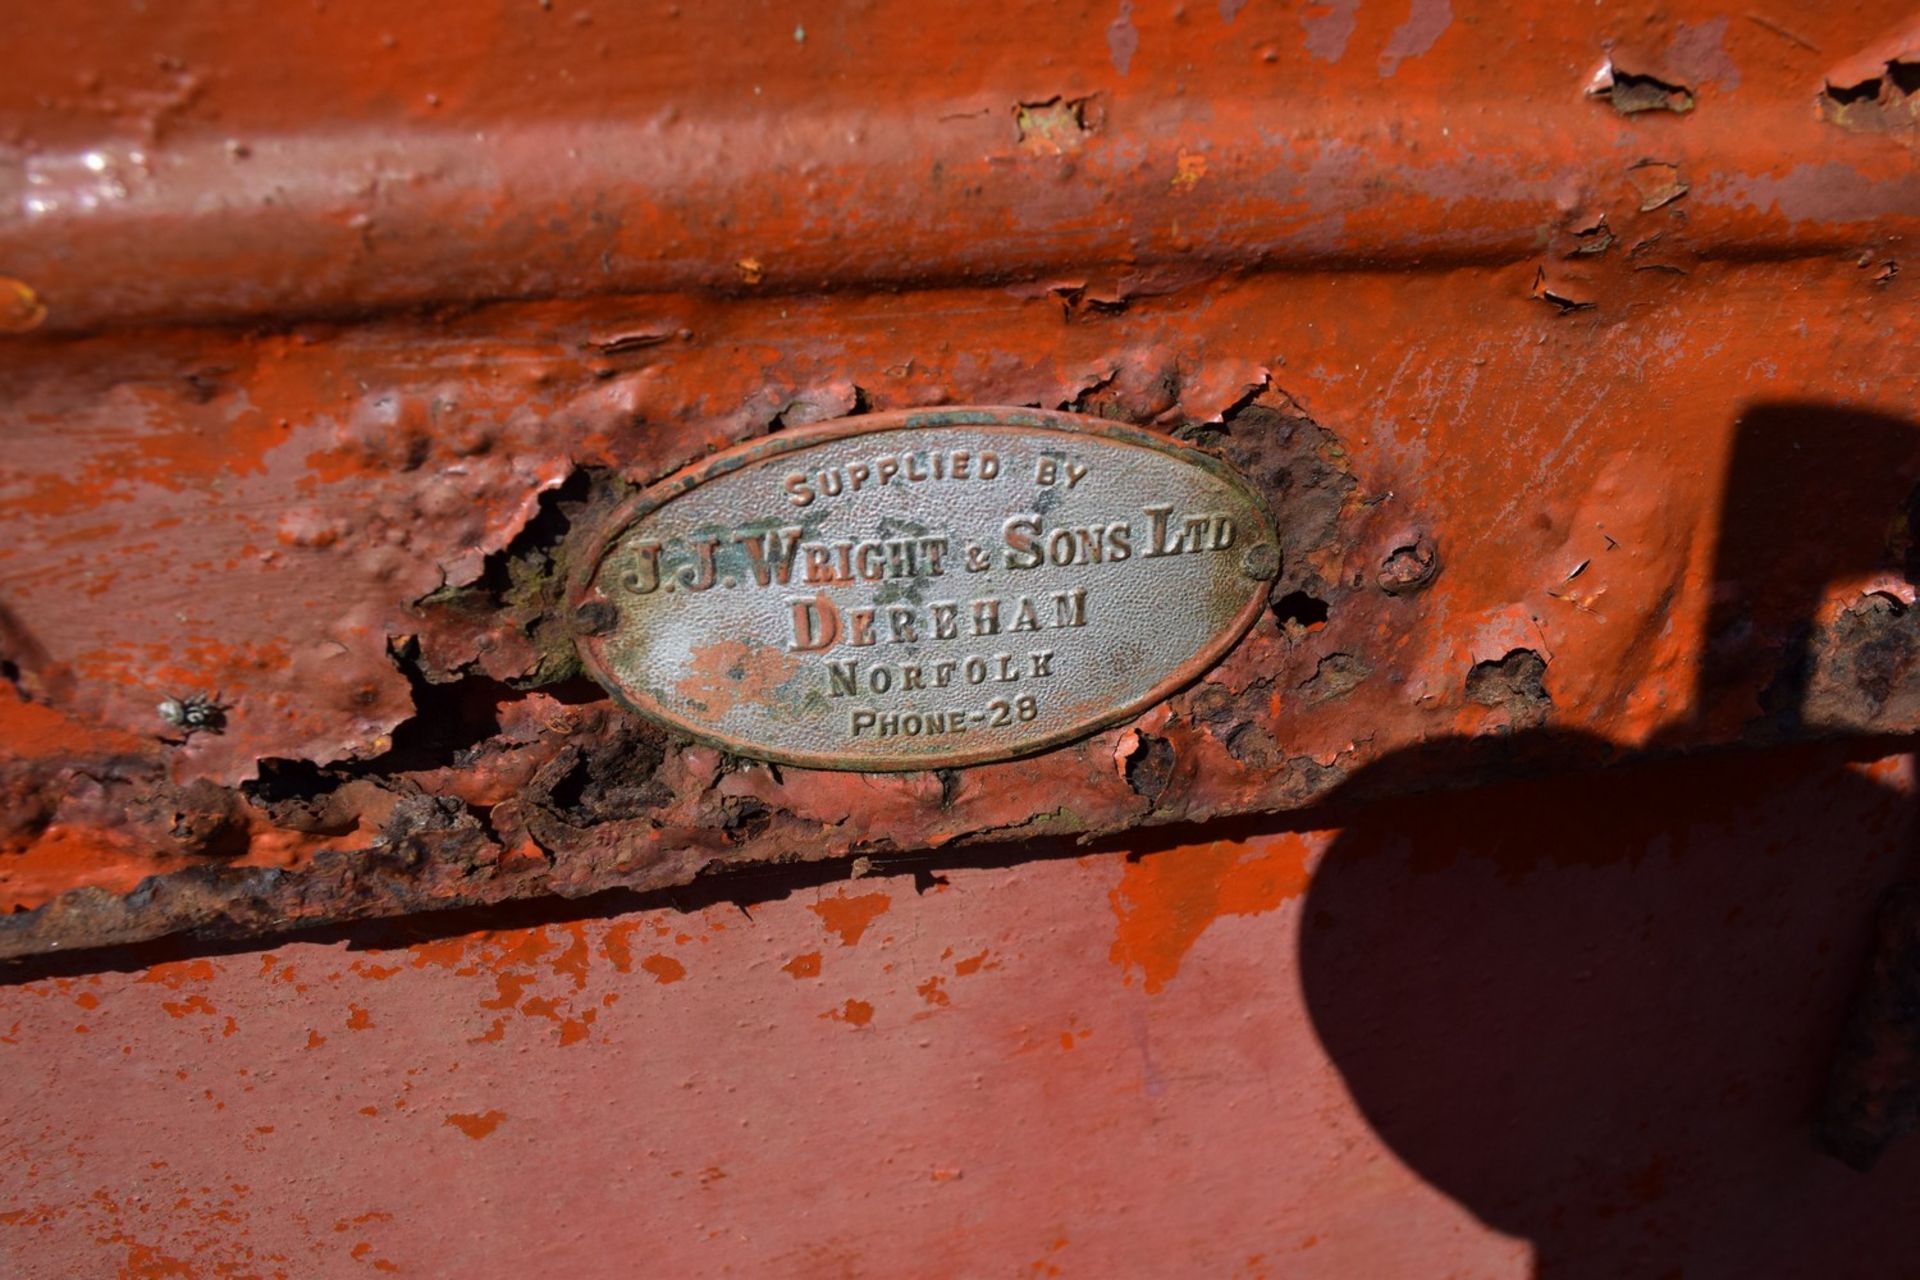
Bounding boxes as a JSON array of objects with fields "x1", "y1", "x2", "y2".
[{"x1": 570, "y1": 408, "x2": 1278, "y2": 770}]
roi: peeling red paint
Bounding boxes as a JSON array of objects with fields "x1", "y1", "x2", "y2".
[
  {"x1": 5, "y1": 250, "x2": 1916, "y2": 954},
  {"x1": 3, "y1": 1, "x2": 1920, "y2": 1269},
  {"x1": 5, "y1": 750, "x2": 1911, "y2": 1274}
]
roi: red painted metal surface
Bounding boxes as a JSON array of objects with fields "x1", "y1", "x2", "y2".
[
  {"x1": 4, "y1": 0, "x2": 1920, "y2": 1272},
  {"x1": 5, "y1": 745, "x2": 1919, "y2": 1277}
]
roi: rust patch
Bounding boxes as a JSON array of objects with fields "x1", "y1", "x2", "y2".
[
  {"x1": 1820, "y1": 69, "x2": 1920, "y2": 138},
  {"x1": 1376, "y1": 538, "x2": 1440, "y2": 596},
  {"x1": 1788, "y1": 593, "x2": 1920, "y2": 731},
  {"x1": 1301, "y1": 653, "x2": 1370, "y2": 704},
  {"x1": 1122, "y1": 733, "x2": 1176, "y2": 801}
]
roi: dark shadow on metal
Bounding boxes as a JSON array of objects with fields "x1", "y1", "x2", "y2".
[{"x1": 1299, "y1": 403, "x2": 1920, "y2": 1279}]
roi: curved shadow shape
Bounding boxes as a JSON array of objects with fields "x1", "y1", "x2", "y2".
[{"x1": 1300, "y1": 404, "x2": 1920, "y2": 1277}]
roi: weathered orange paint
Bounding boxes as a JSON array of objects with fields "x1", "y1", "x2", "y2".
[
  {"x1": 640, "y1": 954, "x2": 687, "y2": 985},
  {"x1": 4, "y1": 741, "x2": 1917, "y2": 1275},
  {"x1": 809, "y1": 892, "x2": 894, "y2": 948},
  {"x1": 4, "y1": 0, "x2": 1920, "y2": 1272},
  {"x1": 444, "y1": 1111, "x2": 506, "y2": 1141},
  {"x1": 824, "y1": 997, "x2": 877, "y2": 1028},
  {"x1": 7, "y1": 252, "x2": 1917, "y2": 945},
  {"x1": 1110, "y1": 832, "x2": 1319, "y2": 993}
]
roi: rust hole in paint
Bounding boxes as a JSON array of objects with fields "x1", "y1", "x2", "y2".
[
  {"x1": 1588, "y1": 62, "x2": 1696, "y2": 115},
  {"x1": 1820, "y1": 58, "x2": 1920, "y2": 135},
  {"x1": 1466, "y1": 649, "x2": 1553, "y2": 730},
  {"x1": 1124, "y1": 734, "x2": 1176, "y2": 801},
  {"x1": 1273, "y1": 591, "x2": 1330, "y2": 634},
  {"x1": 529, "y1": 719, "x2": 674, "y2": 832},
  {"x1": 1013, "y1": 95, "x2": 1099, "y2": 153},
  {"x1": 1571, "y1": 219, "x2": 1614, "y2": 257},
  {"x1": 720, "y1": 797, "x2": 773, "y2": 844}
]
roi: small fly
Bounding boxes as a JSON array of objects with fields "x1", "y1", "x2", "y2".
[{"x1": 157, "y1": 692, "x2": 227, "y2": 738}]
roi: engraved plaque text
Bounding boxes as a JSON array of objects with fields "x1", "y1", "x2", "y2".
[{"x1": 570, "y1": 408, "x2": 1279, "y2": 770}]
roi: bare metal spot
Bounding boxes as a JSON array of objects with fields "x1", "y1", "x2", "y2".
[
  {"x1": 1627, "y1": 161, "x2": 1690, "y2": 212},
  {"x1": 1466, "y1": 650, "x2": 1552, "y2": 730},
  {"x1": 1820, "y1": 58, "x2": 1920, "y2": 138},
  {"x1": 1379, "y1": 0, "x2": 1452, "y2": 78},
  {"x1": 1123, "y1": 733, "x2": 1175, "y2": 801},
  {"x1": 1014, "y1": 97, "x2": 1099, "y2": 154},
  {"x1": 1587, "y1": 59, "x2": 1696, "y2": 115},
  {"x1": 1107, "y1": 0, "x2": 1138, "y2": 77},
  {"x1": 1530, "y1": 267, "x2": 1595, "y2": 314},
  {"x1": 1299, "y1": 0, "x2": 1359, "y2": 63}
]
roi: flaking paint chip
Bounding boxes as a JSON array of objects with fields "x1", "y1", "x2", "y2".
[{"x1": 1627, "y1": 162, "x2": 1689, "y2": 212}]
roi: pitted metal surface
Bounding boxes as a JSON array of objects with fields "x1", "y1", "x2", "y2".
[
  {"x1": 571, "y1": 409, "x2": 1279, "y2": 770},
  {"x1": 3, "y1": 2, "x2": 1920, "y2": 963}
]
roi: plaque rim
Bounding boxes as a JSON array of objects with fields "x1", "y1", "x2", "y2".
[{"x1": 568, "y1": 406, "x2": 1280, "y2": 772}]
